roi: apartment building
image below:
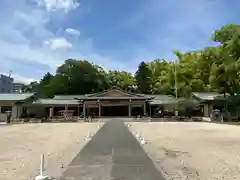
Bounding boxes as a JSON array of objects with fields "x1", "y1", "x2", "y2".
[
  {"x1": 0, "y1": 74, "x2": 13, "y2": 93},
  {"x1": 12, "y1": 83, "x2": 24, "y2": 93}
]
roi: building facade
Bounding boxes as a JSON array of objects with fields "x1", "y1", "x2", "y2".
[
  {"x1": 12, "y1": 83, "x2": 24, "y2": 93},
  {"x1": 0, "y1": 93, "x2": 34, "y2": 122},
  {"x1": 0, "y1": 74, "x2": 13, "y2": 93},
  {"x1": 35, "y1": 87, "x2": 178, "y2": 118}
]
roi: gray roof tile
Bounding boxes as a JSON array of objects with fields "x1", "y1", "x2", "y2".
[
  {"x1": 149, "y1": 95, "x2": 178, "y2": 105},
  {"x1": 53, "y1": 95, "x2": 85, "y2": 100},
  {"x1": 0, "y1": 93, "x2": 34, "y2": 101},
  {"x1": 192, "y1": 92, "x2": 223, "y2": 100},
  {"x1": 34, "y1": 99, "x2": 80, "y2": 105}
]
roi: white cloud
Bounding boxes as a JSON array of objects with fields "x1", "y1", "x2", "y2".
[
  {"x1": 37, "y1": 0, "x2": 80, "y2": 13},
  {"x1": 14, "y1": 10, "x2": 48, "y2": 28},
  {"x1": 0, "y1": 0, "x2": 229, "y2": 84},
  {"x1": 12, "y1": 75, "x2": 37, "y2": 84},
  {"x1": 66, "y1": 28, "x2": 80, "y2": 36},
  {"x1": 44, "y1": 37, "x2": 73, "y2": 50},
  {"x1": 0, "y1": 0, "x2": 118, "y2": 83}
]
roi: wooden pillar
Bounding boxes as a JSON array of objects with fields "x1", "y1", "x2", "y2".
[
  {"x1": 49, "y1": 106, "x2": 54, "y2": 118},
  {"x1": 209, "y1": 103, "x2": 213, "y2": 117},
  {"x1": 143, "y1": 102, "x2": 146, "y2": 116},
  {"x1": 149, "y1": 104, "x2": 151, "y2": 117},
  {"x1": 83, "y1": 103, "x2": 86, "y2": 117},
  {"x1": 204, "y1": 104, "x2": 209, "y2": 117},
  {"x1": 128, "y1": 100, "x2": 132, "y2": 117},
  {"x1": 77, "y1": 104, "x2": 80, "y2": 116},
  {"x1": 98, "y1": 104, "x2": 101, "y2": 117},
  {"x1": 64, "y1": 105, "x2": 68, "y2": 118}
]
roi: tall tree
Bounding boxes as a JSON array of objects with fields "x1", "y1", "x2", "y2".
[
  {"x1": 107, "y1": 70, "x2": 136, "y2": 91},
  {"x1": 56, "y1": 59, "x2": 108, "y2": 94},
  {"x1": 210, "y1": 25, "x2": 240, "y2": 96},
  {"x1": 135, "y1": 61, "x2": 153, "y2": 94},
  {"x1": 38, "y1": 72, "x2": 54, "y2": 97},
  {"x1": 148, "y1": 59, "x2": 174, "y2": 95}
]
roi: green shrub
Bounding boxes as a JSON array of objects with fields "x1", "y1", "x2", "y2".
[
  {"x1": 25, "y1": 104, "x2": 47, "y2": 118},
  {"x1": 178, "y1": 99, "x2": 199, "y2": 117}
]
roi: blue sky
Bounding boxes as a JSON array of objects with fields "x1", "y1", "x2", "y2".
[{"x1": 0, "y1": 0, "x2": 239, "y2": 83}]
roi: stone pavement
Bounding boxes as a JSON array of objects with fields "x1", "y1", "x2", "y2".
[{"x1": 60, "y1": 119, "x2": 165, "y2": 180}]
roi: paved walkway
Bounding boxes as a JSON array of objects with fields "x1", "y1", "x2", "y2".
[{"x1": 60, "y1": 120, "x2": 165, "y2": 180}]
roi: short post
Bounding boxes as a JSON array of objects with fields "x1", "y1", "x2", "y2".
[
  {"x1": 137, "y1": 115, "x2": 140, "y2": 121},
  {"x1": 140, "y1": 137, "x2": 147, "y2": 145},
  {"x1": 148, "y1": 116, "x2": 151, "y2": 122},
  {"x1": 35, "y1": 154, "x2": 49, "y2": 180},
  {"x1": 85, "y1": 132, "x2": 92, "y2": 140},
  {"x1": 40, "y1": 154, "x2": 44, "y2": 176},
  {"x1": 136, "y1": 132, "x2": 141, "y2": 138}
]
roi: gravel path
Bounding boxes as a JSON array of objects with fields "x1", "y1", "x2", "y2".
[
  {"x1": 60, "y1": 119, "x2": 165, "y2": 180},
  {"x1": 126, "y1": 121, "x2": 240, "y2": 180},
  {"x1": 0, "y1": 122, "x2": 103, "y2": 180}
]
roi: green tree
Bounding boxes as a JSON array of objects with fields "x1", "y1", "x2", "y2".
[
  {"x1": 38, "y1": 72, "x2": 54, "y2": 97},
  {"x1": 173, "y1": 50, "x2": 205, "y2": 97},
  {"x1": 107, "y1": 70, "x2": 136, "y2": 91},
  {"x1": 135, "y1": 61, "x2": 153, "y2": 94},
  {"x1": 212, "y1": 24, "x2": 240, "y2": 44},
  {"x1": 54, "y1": 59, "x2": 108, "y2": 94},
  {"x1": 210, "y1": 25, "x2": 240, "y2": 95},
  {"x1": 148, "y1": 59, "x2": 174, "y2": 95},
  {"x1": 22, "y1": 81, "x2": 39, "y2": 93}
]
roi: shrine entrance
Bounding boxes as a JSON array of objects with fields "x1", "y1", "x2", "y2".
[{"x1": 102, "y1": 105, "x2": 128, "y2": 116}]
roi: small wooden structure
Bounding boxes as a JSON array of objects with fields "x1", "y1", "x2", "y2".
[{"x1": 59, "y1": 110, "x2": 74, "y2": 120}]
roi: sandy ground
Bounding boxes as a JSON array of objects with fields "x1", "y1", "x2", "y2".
[
  {"x1": 126, "y1": 121, "x2": 240, "y2": 180},
  {"x1": 0, "y1": 122, "x2": 104, "y2": 180}
]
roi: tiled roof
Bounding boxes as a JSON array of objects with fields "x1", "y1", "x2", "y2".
[
  {"x1": 75, "y1": 96, "x2": 150, "y2": 100},
  {"x1": 192, "y1": 92, "x2": 223, "y2": 101},
  {"x1": 34, "y1": 99, "x2": 80, "y2": 105},
  {"x1": 0, "y1": 93, "x2": 34, "y2": 101},
  {"x1": 149, "y1": 95, "x2": 178, "y2": 105},
  {"x1": 53, "y1": 95, "x2": 85, "y2": 100}
]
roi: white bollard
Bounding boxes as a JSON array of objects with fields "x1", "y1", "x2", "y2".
[
  {"x1": 148, "y1": 117, "x2": 151, "y2": 122},
  {"x1": 137, "y1": 115, "x2": 140, "y2": 121},
  {"x1": 35, "y1": 154, "x2": 49, "y2": 180},
  {"x1": 140, "y1": 137, "x2": 147, "y2": 145},
  {"x1": 136, "y1": 132, "x2": 141, "y2": 138},
  {"x1": 85, "y1": 132, "x2": 92, "y2": 140}
]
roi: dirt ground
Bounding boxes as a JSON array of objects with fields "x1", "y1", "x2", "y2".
[
  {"x1": 126, "y1": 121, "x2": 240, "y2": 180},
  {"x1": 0, "y1": 122, "x2": 103, "y2": 180}
]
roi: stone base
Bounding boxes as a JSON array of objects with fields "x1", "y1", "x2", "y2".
[{"x1": 35, "y1": 175, "x2": 49, "y2": 180}]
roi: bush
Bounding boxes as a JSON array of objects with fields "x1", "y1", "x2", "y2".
[
  {"x1": 25, "y1": 104, "x2": 47, "y2": 118},
  {"x1": 178, "y1": 99, "x2": 199, "y2": 117}
]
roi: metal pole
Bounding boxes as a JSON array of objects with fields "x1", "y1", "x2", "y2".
[
  {"x1": 175, "y1": 59, "x2": 178, "y2": 116},
  {"x1": 175, "y1": 61, "x2": 178, "y2": 99}
]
